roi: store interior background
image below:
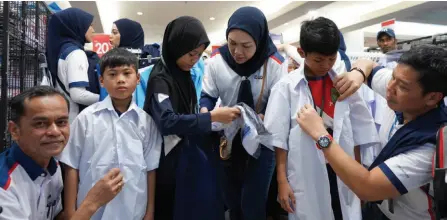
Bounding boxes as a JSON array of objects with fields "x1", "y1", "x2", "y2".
[{"x1": 49, "y1": 0, "x2": 447, "y2": 53}]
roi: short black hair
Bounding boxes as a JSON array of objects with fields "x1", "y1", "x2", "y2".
[
  {"x1": 9, "y1": 86, "x2": 69, "y2": 124},
  {"x1": 300, "y1": 17, "x2": 340, "y2": 56},
  {"x1": 99, "y1": 48, "x2": 138, "y2": 75},
  {"x1": 398, "y1": 45, "x2": 447, "y2": 96}
]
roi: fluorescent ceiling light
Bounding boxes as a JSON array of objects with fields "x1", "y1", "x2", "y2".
[
  {"x1": 137, "y1": 12, "x2": 143, "y2": 16},
  {"x1": 210, "y1": 17, "x2": 215, "y2": 21}
]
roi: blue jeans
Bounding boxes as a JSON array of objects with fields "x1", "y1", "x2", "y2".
[{"x1": 220, "y1": 146, "x2": 275, "y2": 220}]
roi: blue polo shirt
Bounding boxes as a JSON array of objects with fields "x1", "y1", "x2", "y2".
[{"x1": 0, "y1": 143, "x2": 63, "y2": 219}]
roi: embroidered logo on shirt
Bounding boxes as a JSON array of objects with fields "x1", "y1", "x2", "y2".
[{"x1": 331, "y1": 88, "x2": 340, "y2": 103}]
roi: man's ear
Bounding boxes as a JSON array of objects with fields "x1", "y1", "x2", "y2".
[
  {"x1": 8, "y1": 120, "x2": 20, "y2": 142},
  {"x1": 426, "y1": 92, "x2": 444, "y2": 107},
  {"x1": 297, "y1": 47, "x2": 305, "y2": 58}
]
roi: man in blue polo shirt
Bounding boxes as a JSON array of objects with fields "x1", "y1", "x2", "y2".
[{"x1": 0, "y1": 86, "x2": 124, "y2": 220}]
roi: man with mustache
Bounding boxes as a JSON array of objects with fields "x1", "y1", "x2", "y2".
[{"x1": 0, "y1": 86, "x2": 124, "y2": 220}]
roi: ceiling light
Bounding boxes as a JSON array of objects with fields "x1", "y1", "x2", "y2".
[
  {"x1": 209, "y1": 17, "x2": 215, "y2": 21},
  {"x1": 137, "y1": 12, "x2": 143, "y2": 16},
  {"x1": 285, "y1": 23, "x2": 289, "y2": 26}
]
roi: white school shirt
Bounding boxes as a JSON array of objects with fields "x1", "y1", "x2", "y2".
[
  {"x1": 56, "y1": 49, "x2": 91, "y2": 123},
  {"x1": 202, "y1": 51, "x2": 288, "y2": 119},
  {"x1": 0, "y1": 144, "x2": 63, "y2": 220},
  {"x1": 59, "y1": 96, "x2": 162, "y2": 220},
  {"x1": 371, "y1": 68, "x2": 436, "y2": 220},
  {"x1": 264, "y1": 53, "x2": 380, "y2": 220}
]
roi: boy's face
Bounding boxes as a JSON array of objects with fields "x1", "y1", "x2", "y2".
[
  {"x1": 298, "y1": 49, "x2": 337, "y2": 77},
  {"x1": 100, "y1": 65, "x2": 140, "y2": 100}
]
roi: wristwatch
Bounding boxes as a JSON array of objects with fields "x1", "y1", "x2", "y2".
[{"x1": 316, "y1": 134, "x2": 333, "y2": 149}]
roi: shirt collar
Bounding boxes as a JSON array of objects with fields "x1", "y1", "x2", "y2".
[
  {"x1": 293, "y1": 58, "x2": 339, "y2": 91},
  {"x1": 10, "y1": 143, "x2": 58, "y2": 181},
  {"x1": 94, "y1": 95, "x2": 139, "y2": 116}
]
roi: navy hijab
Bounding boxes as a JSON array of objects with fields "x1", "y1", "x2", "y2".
[
  {"x1": 219, "y1": 6, "x2": 277, "y2": 77},
  {"x1": 338, "y1": 31, "x2": 352, "y2": 70},
  {"x1": 114, "y1": 18, "x2": 144, "y2": 49},
  {"x1": 144, "y1": 16, "x2": 210, "y2": 114},
  {"x1": 46, "y1": 8, "x2": 93, "y2": 86}
]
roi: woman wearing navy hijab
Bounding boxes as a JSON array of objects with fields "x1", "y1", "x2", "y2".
[
  {"x1": 143, "y1": 16, "x2": 239, "y2": 220},
  {"x1": 200, "y1": 6, "x2": 287, "y2": 220},
  {"x1": 46, "y1": 7, "x2": 98, "y2": 123},
  {"x1": 110, "y1": 18, "x2": 144, "y2": 49}
]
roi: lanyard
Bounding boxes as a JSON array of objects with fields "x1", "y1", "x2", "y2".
[{"x1": 307, "y1": 77, "x2": 326, "y2": 117}]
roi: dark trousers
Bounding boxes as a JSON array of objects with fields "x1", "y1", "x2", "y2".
[{"x1": 220, "y1": 133, "x2": 275, "y2": 220}]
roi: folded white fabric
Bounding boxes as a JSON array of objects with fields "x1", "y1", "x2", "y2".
[{"x1": 212, "y1": 103, "x2": 273, "y2": 159}]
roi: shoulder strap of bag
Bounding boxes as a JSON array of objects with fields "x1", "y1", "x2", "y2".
[{"x1": 255, "y1": 61, "x2": 268, "y2": 113}]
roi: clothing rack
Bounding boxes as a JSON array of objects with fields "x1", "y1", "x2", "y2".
[
  {"x1": 397, "y1": 32, "x2": 447, "y2": 49},
  {"x1": 0, "y1": 1, "x2": 52, "y2": 151},
  {"x1": 125, "y1": 48, "x2": 160, "y2": 68},
  {"x1": 346, "y1": 51, "x2": 385, "y2": 63}
]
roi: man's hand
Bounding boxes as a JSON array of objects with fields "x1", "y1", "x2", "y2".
[
  {"x1": 334, "y1": 70, "x2": 365, "y2": 101},
  {"x1": 83, "y1": 168, "x2": 124, "y2": 209},
  {"x1": 278, "y1": 182, "x2": 296, "y2": 213},
  {"x1": 296, "y1": 104, "x2": 328, "y2": 141},
  {"x1": 210, "y1": 107, "x2": 241, "y2": 124},
  {"x1": 258, "y1": 113, "x2": 264, "y2": 121}
]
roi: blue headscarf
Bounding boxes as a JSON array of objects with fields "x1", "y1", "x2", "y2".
[
  {"x1": 46, "y1": 8, "x2": 93, "y2": 86},
  {"x1": 219, "y1": 6, "x2": 277, "y2": 77},
  {"x1": 114, "y1": 18, "x2": 144, "y2": 49},
  {"x1": 338, "y1": 31, "x2": 352, "y2": 70}
]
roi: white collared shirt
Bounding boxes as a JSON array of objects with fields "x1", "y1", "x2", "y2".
[
  {"x1": 264, "y1": 53, "x2": 380, "y2": 220},
  {"x1": 59, "y1": 96, "x2": 162, "y2": 220},
  {"x1": 202, "y1": 51, "x2": 287, "y2": 110},
  {"x1": 0, "y1": 144, "x2": 63, "y2": 220}
]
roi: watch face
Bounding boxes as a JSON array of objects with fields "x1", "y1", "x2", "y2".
[{"x1": 318, "y1": 136, "x2": 331, "y2": 148}]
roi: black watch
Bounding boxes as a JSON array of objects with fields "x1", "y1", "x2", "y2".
[{"x1": 316, "y1": 134, "x2": 333, "y2": 149}]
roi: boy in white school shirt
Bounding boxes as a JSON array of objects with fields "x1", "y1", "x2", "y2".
[
  {"x1": 60, "y1": 48, "x2": 162, "y2": 220},
  {"x1": 264, "y1": 17, "x2": 379, "y2": 220},
  {"x1": 0, "y1": 86, "x2": 125, "y2": 220}
]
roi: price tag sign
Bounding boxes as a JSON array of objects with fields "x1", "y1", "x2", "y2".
[{"x1": 92, "y1": 34, "x2": 112, "y2": 57}]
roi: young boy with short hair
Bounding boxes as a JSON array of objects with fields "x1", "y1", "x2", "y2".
[
  {"x1": 264, "y1": 17, "x2": 379, "y2": 220},
  {"x1": 60, "y1": 48, "x2": 162, "y2": 220}
]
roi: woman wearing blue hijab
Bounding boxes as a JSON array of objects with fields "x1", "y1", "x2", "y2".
[
  {"x1": 46, "y1": 7, "x2": 99, "y2": 123},
  {"x1": 200, "y1": 6, "x2": 287, "y2": 220},
  {"x1": 110, "y1": 18, "x2": 144, "y2": 49}
]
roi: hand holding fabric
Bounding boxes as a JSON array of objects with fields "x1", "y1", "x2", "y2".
[{"x1": 296, "y1": 104, "x2": 328, "y2": 141}]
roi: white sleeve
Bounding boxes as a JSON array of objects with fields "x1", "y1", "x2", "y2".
[
  {"x1": 69, "y1": 87, "x2": 99, "y2": 106},
  {"x1": 66, "y1": 50, "x2": 90, "y2": 89},
  {"x1": 201, "y1": 60, "x2": 219, "y2": 98},
  {"x1": 0, "y1": 189, "x2": 29, "y2": 220},
  {"x1": 267, "y1": 59, "x2": 287, "y2": 99},
  {"x1": 333, "y1": 52, "x2": 348, "y2": 74},
  {"x1": 371, "y1": 67, "x2": 393, "y2": 99},
  {"x1": 283, "y1": 45, "x2": 303, "y2": 66},
  {"x1": 59, "y1": 115, "x2": 86, "y2": 169},
  {"x1": 378, "y1": 144, "x2": 434, "y2": 195},
  {"x1": 264, "y1": 82, "x2": 291, "y2": 150},
  {"x1": 144, "y1": 117, "x2": 162, "y2": 171}
]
